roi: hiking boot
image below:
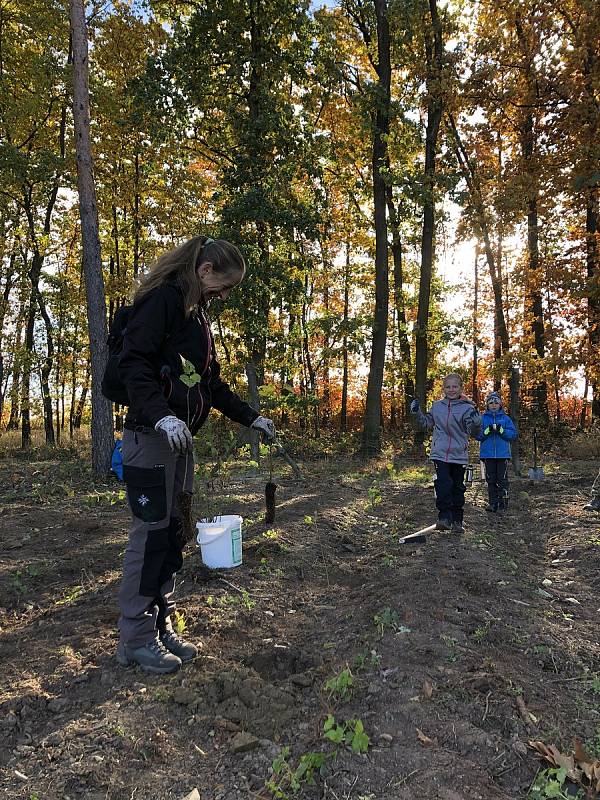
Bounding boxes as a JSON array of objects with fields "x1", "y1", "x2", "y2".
[
  {"x1": 583, "y1": 497, "x2": 600, "y2": 513},
  {"x1": 486, "y1": 504, "x2": 498, "y2": 513},
  {"x1": 435, "y1": 517, "x2": 452, "y2": 531},
  {"x1": 160, "y1": 630, "x2": 198, "y2": 663},
  {"x1": 497, "y1": 500, "x2": 508, "y2": 514},
  {"x1": 116, "y1": 638, "x2": 182, "y2": 674},
  {"x1": 451, "y1": 521, "x2": 465, "y2": 534}
]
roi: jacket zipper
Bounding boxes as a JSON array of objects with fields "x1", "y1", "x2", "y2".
[
  {"x1": 445, "y1": 401, "x2": 452, "y2": 461},
  {"x1": 198, "y1": 310, "x2": 213, "y2": 375},
  {"x1": 188, "y1": 310, "x2": 212, "y2": 430}
]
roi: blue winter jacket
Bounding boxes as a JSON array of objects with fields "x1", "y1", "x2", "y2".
[{"x1": 477, "y1": 409, "x2": 517, "y2": 459}]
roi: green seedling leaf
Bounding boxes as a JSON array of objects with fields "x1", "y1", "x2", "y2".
[
  {"x1": 350, "y1": 719, "x2": 370, "y2": 753},
  {"x1": 180, "y1": 355, "x2": 195, "y2": 374}
]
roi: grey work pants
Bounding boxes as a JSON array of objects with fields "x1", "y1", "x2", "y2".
[{"x1": 118, "y1": 427, "x2": 194, "y2": 648}]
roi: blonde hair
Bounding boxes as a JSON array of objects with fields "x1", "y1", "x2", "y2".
[
  {"x1": 443, "y1": 373, "x2": 463, "y2": 386},
  {"x1": 134, "y1": 235, "x2": 245, "y2": 314}
]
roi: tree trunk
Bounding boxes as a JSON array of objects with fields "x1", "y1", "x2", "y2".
[
  {"x1": 523, "y1": 157, "x2": 547, "y2": 418},
  {"x1": 70, "y1": 0, "x2": 114, "y2": 478},
  {"x1": 586, "y1": 189, "x2": 600, "y2": 420},
  {"x1": 0, "y1": 250, "x2": 15, "y2": 421},
  {"x1": 509, "y1": 366, "x2": 521, "y2": 476},
  {"x1": 386, "y1": 178, "x2": 414, "y2": 414},
  {"x1": 321, "y1": 260, "x2": 331, "y2": 428},
  {"x1": 7, "y1": 324, "x2": 22, "y2": 430},
  {"x1": 414, "y1": 0, "x2": 443, "y2": 412},
  {"x1": 73, "y1": 363, "x2": 90, "y2": 430},
  {"x1": 471, "y1": 245, "x2": 479, "y2": 405},
  {"x1": 514, "y1": 12, "x2": 547, "y2": 420},
  {"x1": 579, "y1": 375, "x2": 589, "y2": 430},
  {"x1": 340, "y1": 240, "x2": 350, "y2": 433},
  {"x1": 360, "y1": 0, "x2": 391, "y2": 456},
  {"x1": 301, "y1": 274, "x2": 318, "y2": 436},
  {"x1": 245, "y1": 362, "x2": 260, "y2": 466},
  {"x1": 36, "y1": 289, "x2": 55, "y2": 444},
  {"x1": 21, "y1": 251, "x2": 44, "y2": 448},
  {"x1": 133, "y1": 152, "x2": 141, "y2": 276}
]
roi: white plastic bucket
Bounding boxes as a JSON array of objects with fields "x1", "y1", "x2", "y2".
[{"x1": 196, "y1": 515, "x2": 242, "y2": 569}]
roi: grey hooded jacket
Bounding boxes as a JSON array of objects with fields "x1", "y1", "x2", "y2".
[{"x1": 412, "y1": 396, "x2": 482, "y2": 465}]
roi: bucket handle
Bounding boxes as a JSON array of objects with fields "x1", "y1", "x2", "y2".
[{"x1": 196, "y1": 524, "x2": 231, "y2": 546}]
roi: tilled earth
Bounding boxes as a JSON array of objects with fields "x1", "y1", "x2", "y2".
[{"x1": 0, "y1": 450, "x2": 599, "y2": 800}]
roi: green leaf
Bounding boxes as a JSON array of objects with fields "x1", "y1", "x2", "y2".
[
  {"x1": 324, "y1": 727, "x2": 345, "y2": 744},
  {"x1": 180, "y1": 375, "x2": 196, "y2": 387},
  {"x1": 180, "y1": 355, "x2": 195, "y2": 374},
  {"x1": 554, "y1": 767, "x2": 567, "y2": 785}
]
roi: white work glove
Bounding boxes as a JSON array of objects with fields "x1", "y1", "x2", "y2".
[
  {"x1": 251, "y1": 416, "x2": 276, "y2": 442},
  {"x1": 155, "y1": 415, "x2": 193, "y2": 454}
]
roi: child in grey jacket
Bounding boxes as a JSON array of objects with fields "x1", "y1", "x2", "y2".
[{"x1": 410, "y1": 373, "x2": 482, "y2": 533}]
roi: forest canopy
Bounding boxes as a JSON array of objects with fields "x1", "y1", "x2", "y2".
[{"x1": 0, "y1": 0, "x2": 598, "y2": 457}]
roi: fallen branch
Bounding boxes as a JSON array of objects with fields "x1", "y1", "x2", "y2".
[
  {"x1": 516, "y1": 695, "x2": 538, "y2": 728},
  {"x1": 218, "y1": 577, "x2": 269, "y2": 600}
]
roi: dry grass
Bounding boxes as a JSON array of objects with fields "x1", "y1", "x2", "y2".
[
  {"x1": 563, "y1": 430, "x2": 600, "y2": 459},
  {"x1": 0, "y1": 427, "x2": 91, "y2": 457}
]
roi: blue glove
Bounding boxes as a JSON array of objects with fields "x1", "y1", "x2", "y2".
[{"x1": 410, "y1": 399, "x2": 420, "y2": 413}]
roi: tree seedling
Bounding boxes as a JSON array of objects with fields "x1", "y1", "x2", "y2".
[
  {"x1": 266, "y1": 747, "x2": 328, "y2": 798},
  {"x1": 325, "y1": 667, "x2": 355, "y2": 701},
  {"x1": 527, "y1": 766, "x2": 583, "y2": 799},
  {"x1": 373, "y1": 607, "x2": 410, "y2": 636},
  {"x1": 174, "y1": 610, "x2": 187, "y2": 635},
  {"x1": 353, "y1": 649, "x2": 381, "y2": 672},
  {"x1": 323, "y1": 715, "x2": 370, "y2": 754}
]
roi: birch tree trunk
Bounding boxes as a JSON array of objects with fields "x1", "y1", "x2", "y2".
[{"x1": 70, "y1": 0, "x2": 114, "y2": 478}]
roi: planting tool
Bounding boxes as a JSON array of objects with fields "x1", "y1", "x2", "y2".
[
  {"x1": 528, "y1": 427, "x2": 544, "y2": 481},
  {"x1": 399, "y1": 523, "x2": 436, "y2": 545},
  {"x1": 271, "y1": 437, "x2": 304, "y2": 481},
  {"x1": 465, "y1": 464, "x2": 474, "y2": 487},
  {"x1": 265, "y1": 443, "x2": 277, "y2": 524}
]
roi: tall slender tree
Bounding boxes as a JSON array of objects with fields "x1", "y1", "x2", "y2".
[
  {"x1": 414, "y1": 0, "x2": 443, "y2": 409},
  {"x1": 70, "y1": 0, "x2": 113, "y2": 477},
  {"x1": 359, "y1": 0, "x2": 391, "y2": 455}
]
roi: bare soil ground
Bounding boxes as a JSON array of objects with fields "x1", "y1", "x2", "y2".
[{"x1": 1, "y1": 448, "x2": 599, "y2": 800}]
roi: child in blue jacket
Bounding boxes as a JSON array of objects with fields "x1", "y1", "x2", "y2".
[{"x1": 478, "y1": 391, "x2": 517, "y2": 513}]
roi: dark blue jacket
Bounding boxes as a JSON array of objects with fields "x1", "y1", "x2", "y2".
[{"x1": 477, "y1": 409, "x2": 517, "y2": 459}]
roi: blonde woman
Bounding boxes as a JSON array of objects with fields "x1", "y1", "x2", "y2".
[{"x1": 116, "y1": 235, "x2": 275, "y2": 674}]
